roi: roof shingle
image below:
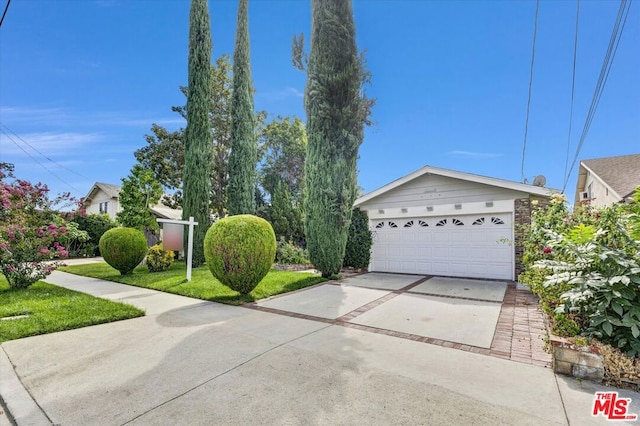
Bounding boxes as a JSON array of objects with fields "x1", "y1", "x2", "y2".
[{"x1": 582, "y1": 154, "x2": 640, "y2": 199}]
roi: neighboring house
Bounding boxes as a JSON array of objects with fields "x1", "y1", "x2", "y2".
[
  {"x1": 82, "y1": 182, "x2": 182, "y2": 222},
  {"x1": 83, "y1": 182, "x2": 121, "y2": 220},
  {"x1": 574, "y1": 154, "x2": 640, "y2": 207},
  {"x1": 354, "y1": 165, "x2": 555, "y2": 281}
]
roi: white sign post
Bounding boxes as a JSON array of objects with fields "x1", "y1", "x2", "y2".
[{"x1": 156, "y1": 216, "x2": 199, "y2": 282}]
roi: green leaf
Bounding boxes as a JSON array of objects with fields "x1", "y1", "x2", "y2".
[
  {"x1": 612, "y1": 302, "x2": 623, "y2": 317},
  {"x1": 631, "y1": 324, "x2": 640, "y2": 339},
  {"x1": 602, "y1": 321, "x2": 613, "y2": 336}
]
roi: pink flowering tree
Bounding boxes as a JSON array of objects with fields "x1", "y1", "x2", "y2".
[{"x1": 0, "y1": 164, "x2": 78, "y2": 289}]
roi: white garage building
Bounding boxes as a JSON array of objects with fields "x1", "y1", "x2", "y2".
[{"x1": 354, "y1": 166, "x2": 553, "y2": 281}]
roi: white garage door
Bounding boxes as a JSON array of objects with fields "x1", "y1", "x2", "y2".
[{"x1": 370, "y1": 213, "x2": 513, "y2": 280}]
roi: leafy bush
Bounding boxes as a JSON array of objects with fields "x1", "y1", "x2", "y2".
[
  {"x1": 536, "y1": 226, "x2": 640, "y2": 357},
  {"x1": 551, "y1": 313, "x2": 580, "y2": 337},
  {"x1": 204, "y1": 215, "x2": 276, "y2": 295},
  {"x1": 99, "y1": 228, "x2": 147, "y2": 275},
  {"x1": 343, "y1": 208, "x2": 372, "y2": 269},
  {"x1": 0, "y1": 167, "x2": 76, "y2": 288},
  {"x1": 276, "y1": 238, "x2": 309, "y2": 265},
  {"x1": 146, "y1": 244, "x2": 174, "y2": 272},
  {"x1": 72, "y1": 213, "x2": 116, "y2": 256}
]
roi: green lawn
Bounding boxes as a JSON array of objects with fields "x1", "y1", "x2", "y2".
[
  {"x1": 0, "y1": 275, "x2": 144, "y2": 343},
  {"x1": 61, "y1": 261, "x2": 327, "y2": 305}
]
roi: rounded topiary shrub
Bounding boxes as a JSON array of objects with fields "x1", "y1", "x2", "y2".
[
  {"x1": 204, "y1": 215, "x2": 276, "y2": 295},
  {"x1": 99, "y1": 227, "x2": 147, "y2": 275},
  {"x1": 146, "y1": 243, "x2": 174, "y2": 272}
]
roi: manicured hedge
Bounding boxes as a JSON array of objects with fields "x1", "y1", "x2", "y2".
[
  {"x1": 99, "y1": 228, "x2": 147, "y2": 275},
  {"x1": 204, "y1": 215, "x2": 276, "y2": 295}
]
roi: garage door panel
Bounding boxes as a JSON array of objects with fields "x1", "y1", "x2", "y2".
[{"x1": 370, "y1": 213, "x2": 513, "y2": 280}]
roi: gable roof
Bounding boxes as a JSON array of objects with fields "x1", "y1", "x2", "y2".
[
  {"x1": 355, "y1": 165, "x2": 556, "y2": 207},
  {"x1": 84, "y1": 182, "x2": 122, "y2": 202},
  {"x1": 577, "y1": 154, "x2": 640, "y2": 201}
]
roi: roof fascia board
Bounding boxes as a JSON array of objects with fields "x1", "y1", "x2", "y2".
[
  {"x1": 580, "y1": 163, "x2": 622, "y2": 200},
  {"x1": 355, "y1": 165, "x2": 555, "y2": 206}
]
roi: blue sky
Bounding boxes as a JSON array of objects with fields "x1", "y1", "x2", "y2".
[{"x1": 0, "y1": 0, "x2": 638, "y2": 204}]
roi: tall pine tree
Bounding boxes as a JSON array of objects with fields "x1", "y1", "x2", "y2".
[
  {"x1": 183, "y1": 0, "x2": 213, "y2": 267},
  {"x1": 228, "y1": 0, "x2": 256, "y2": 215},
  {"x1": 304, "y1": 0, "x2": 366, "y2": 277}
]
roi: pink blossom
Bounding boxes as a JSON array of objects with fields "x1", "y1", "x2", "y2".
[
  {"x1": 39, "y1": 248, "x2": 50, "y2": 255},
  {"x1": 543, "y1": 247, "x2": 552, "y2": 254},
  {"x1": 59, "y1": 250, "x2": 68, "y2": 258},
  {"x1": 50, "y1": 230, "x2": 58, "y2": 237},
  {"x1": 47, "y1": 224, "x2": 57, "y2": 230},
  {"x1": 38, "y1": 228, "x2": 45, "y2": 235}
]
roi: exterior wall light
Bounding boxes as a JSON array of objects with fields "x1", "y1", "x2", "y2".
[
  {"x1": 454, "y1": 204, "x2": 462, "y2": 210},
  {"x1": 485, "y1": 201, "x2": 494, "y2": 207}
]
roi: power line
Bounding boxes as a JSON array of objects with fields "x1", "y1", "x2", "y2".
[
  {"x1": 0, "y1": 123, "x2": 91, "y2": 180},
  {"x1": 0, "y1": 0, "x2": 11, "y2": 28},
  {"x1": 0, "y1": 128, "x2": 82, "y2": 194},
  {"x1": 563, "y1": 0, "x2": 581, "y2": 186},
  {"x1": 520, "y1": 0, "x2": 540, "y2": 183},
  {"x1": 563, "y1": 0, "x2": 633, "y2": 192}
]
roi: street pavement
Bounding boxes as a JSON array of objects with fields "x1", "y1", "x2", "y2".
[{"x1": 1, "y1": 269, "x2": 639, "y2": 425}]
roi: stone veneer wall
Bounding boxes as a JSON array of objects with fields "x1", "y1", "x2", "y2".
[
  {"x1": 514, "y1": 195, "x2": 549, "y2": 279},
  {"x1": 513, "y1": 198, "x2": 530, "y2": 279}
]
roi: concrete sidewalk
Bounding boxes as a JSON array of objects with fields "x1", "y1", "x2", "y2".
[{"x1": 1, "y1": 271, "x2": 639, "y2": 425}]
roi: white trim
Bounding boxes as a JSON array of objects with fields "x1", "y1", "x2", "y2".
[
  {"x1": 365, "y1": 200, "x2": 514, "y2": 219},
  {"x1": 574, "y1": 162, "x2": 622, "y2": 205},
  {"x1": 355, "y1": 165, "x2": 555, "y2": 207}
]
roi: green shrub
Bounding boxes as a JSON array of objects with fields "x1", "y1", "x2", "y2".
[
  {"x1": 536, "y1": 226, "x2": 640, "y2": 357},
  {"x1": 204, "y1": 215, "x2": 276, "y2": 295},
  {"x1": 99, "y1": 228, "x2": 147, "y2": 275},
  {"x1": 343, "y1": 208, "x2": 372, "y2": 269},
  {"x1": 276, "y1": 238, "x2": 309, "y2": 265},
  {"x1": 551, "y1": 313, "x2": 580, "y2": 337},
  {"x1": 146, "y1": 244, "x2": 174, "y2": 272},
  {"x1": 73, "y1": 213, "x2": 117, "y2": 256}
]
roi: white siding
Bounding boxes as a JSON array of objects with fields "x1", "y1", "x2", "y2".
[
  {"x1": 583, "y1": 172, "x2": 621, "y2": 207},
  {"x1": 359, "y1": 174, "x2": 529, "y2": 210},
  {"x1": 85, "y1": 190, "x2": 120, "y2": 220}
]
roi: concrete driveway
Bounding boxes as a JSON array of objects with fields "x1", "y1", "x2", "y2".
[
  {"x1": 2, "y1": 271, "x2": 639, "y2": 425},
  {"x1": 257, "y1": 273, "x2": 513, "y2": 351}
]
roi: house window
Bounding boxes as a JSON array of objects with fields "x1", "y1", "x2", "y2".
[
  {"x1": 436, "y1": 219, "x2": 447, "y2": 227},
  {"x1": 403, "y1": 221, "x2": 414, "y2": 228},
  {"x1": 452, "y1": 218, "x2": 464, "y2": 226},
  {"x1": 418, "y1": 220, "x2": 428, "y2": 227},
  {"x1": 491, "y1": 217, "x2": 505, "y2": 225},
  {"x1": 472, "y1": 217, "x2": 485, "y2": 225},
  {"x1": 375, "y1": 222, "x2": 384, "y2": 229},
  {"x1": 99, "y1": 202, "x2": 108, "y2": 214},
  {"x1": 388, "y1": 221, "x2": 398, "y2": 228}
]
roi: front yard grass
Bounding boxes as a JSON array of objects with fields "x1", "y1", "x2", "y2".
[
  {"x1": 61, "y1": 261, "x2": 326, "y2": 305},
  {"x1": 0, "y1": 275, "x2": 144, "y2": 343}
]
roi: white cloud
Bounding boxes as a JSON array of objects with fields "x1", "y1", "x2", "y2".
[
  {"x1": 257, "y1": 87, "x2": 304, "y2": 102},
  {"x1": 0, "y1": 106, "x2": 69, "y2": 125},
  {"x1": 447, "y1": 150, "x2": 504, "y2": 159},
  {"x1": 0, "y1": 132, "x2": 104, "y2": 157}
]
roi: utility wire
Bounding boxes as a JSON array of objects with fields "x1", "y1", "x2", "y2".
[
  {"x1": 563, "y1": 0, "x2": 633, "y2": 192},
  {"x1": 0, "y1": 128, "x2": 82, "y2": 193},
  {"x1": 0, "y1": 123, "x2": 91, "y2": 180},
  {"x1": 563, "y1": 0, "x2": 581, "y2": 186},
  {"x1": 521, "y1": 0, "x2": 540, "y2": 183},
  {"x1": 0, "y1": 0, "x2": 11, "y2": 28}
]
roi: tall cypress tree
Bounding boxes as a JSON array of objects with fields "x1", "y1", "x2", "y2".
[
  {"x1": 304, "y1": 0, "x2": 366, "y2": 277},
  {"x1": 183, "y1": 0, "x2": 213, "y2": 267},
  {"x1": 228, "y1": 0, "x2": 256, "y2": 215}
]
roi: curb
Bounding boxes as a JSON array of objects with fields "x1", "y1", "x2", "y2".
[{"x1": 0, "y1": 346, "x2": 52, "y2": 425}]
